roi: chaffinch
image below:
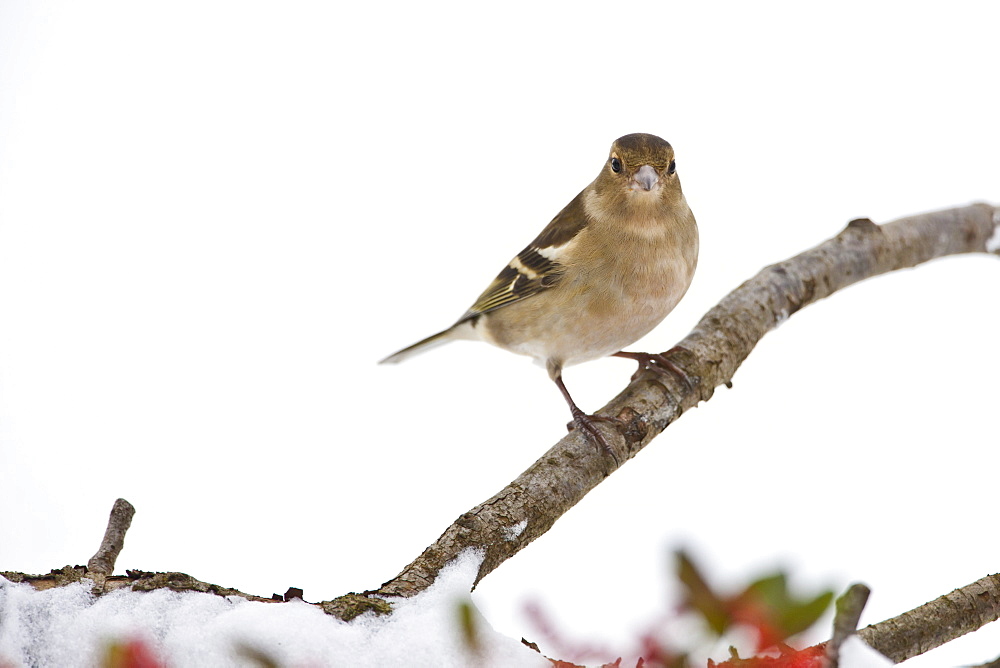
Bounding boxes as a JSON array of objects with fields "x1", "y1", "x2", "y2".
[{"x1": 382, "y1": 133, "x2": 699, "y2": 460}]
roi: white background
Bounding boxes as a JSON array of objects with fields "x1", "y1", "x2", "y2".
[{"x1": 1, "y1": 2, "x2": 998, "y2": 665}]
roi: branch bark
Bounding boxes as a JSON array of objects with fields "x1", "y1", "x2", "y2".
[{"x1": 370, "y1": 203, "x2": 1000, "y2": 600}]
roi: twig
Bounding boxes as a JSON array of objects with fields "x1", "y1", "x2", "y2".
[
  {"x1": 827, "y1": 583, "x2": 871, "y2": 667},
  {"x1": 87, "y1": 498, "x2": 136, "y2": 577}
]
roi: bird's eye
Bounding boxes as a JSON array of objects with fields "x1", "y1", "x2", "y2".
[
  {"x1": 610, "y1": 157, "x2": 622, "y2": 173},
  {"x1": 667, "y1": 160, "x2": 676, "y2": 175}
]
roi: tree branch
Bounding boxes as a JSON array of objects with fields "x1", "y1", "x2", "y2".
[
  {"x1": 370, "y1": 203, "x2": 1000, "y2": 600},
  {"x1": 2, "y1": 205, "x2": 997, "y2": 660},
  {"x1": 858, "y1": 573, "x2": 1000, "y2": 664}
]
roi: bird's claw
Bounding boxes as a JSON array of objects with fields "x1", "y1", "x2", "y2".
[
  {"x1": 616, "y1": 348, "x2": 694, "y2": 389},
  {"x1": 566, "y1": 412, "x2": 622, "y2": 465}
]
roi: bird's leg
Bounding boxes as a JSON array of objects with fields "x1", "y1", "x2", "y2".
[
  {"x1": 614, "y1": 347, "x2": 694, "y2": 389},
  {"x1": 552, "y1": 374, "x2": 621, "y2": 465}
]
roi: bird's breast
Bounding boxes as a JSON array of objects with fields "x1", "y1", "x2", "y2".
[{"x1": 479, "y1": 217, "x2": 698, "y2": 369}]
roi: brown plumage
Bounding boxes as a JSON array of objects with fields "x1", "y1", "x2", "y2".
[{"x1": 381, "y1": 133, "x2": 699, "y2": 461}]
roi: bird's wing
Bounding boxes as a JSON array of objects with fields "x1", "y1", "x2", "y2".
[{"x1": 458, "y1": 189, "x2": 589, "y2": 321}]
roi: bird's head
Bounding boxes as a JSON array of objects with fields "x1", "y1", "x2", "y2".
[{"x1": 591, "y1": 133, "x2": 683, "y2": 214}]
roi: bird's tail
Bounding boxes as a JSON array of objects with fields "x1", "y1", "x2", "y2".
[{"x1": 379, "y1": 321, "x2": 476, "y2": 364}]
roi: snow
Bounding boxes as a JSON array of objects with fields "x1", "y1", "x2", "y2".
[
  {"x1": 0, "y1": 550, "x2": 550, "y2": 668},
  {"x1": 504, "y1": 520, "x2": 528, "y2": 541},
  {"x1": 0, "y1": 555, "x2": 897, "y2": 668},
  {"x1": 986, "y1": 214, "x2": 1000, "y2": 252},
  {"x1": 0, "y1": 551, "x2": 900, "y2": 668},
  {"x1": 840, "y1": 636, "x2": 894, "y2": 668}
]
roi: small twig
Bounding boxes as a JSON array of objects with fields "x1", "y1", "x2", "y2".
[
  {"x1": 827, "y1": 583, "x2": 871, "y2": 667},
  {"x1": 87, "y1": 498, "x2": 136, "y2": 577}
]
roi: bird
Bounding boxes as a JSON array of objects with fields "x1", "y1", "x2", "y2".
[{"x1": 380, "y1": 133, "x2": 698, "y2": 460}]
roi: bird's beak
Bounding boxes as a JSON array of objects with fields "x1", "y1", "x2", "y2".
[{"x1": 631, "y1": 164, "x2": 659, "y2": 191}]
